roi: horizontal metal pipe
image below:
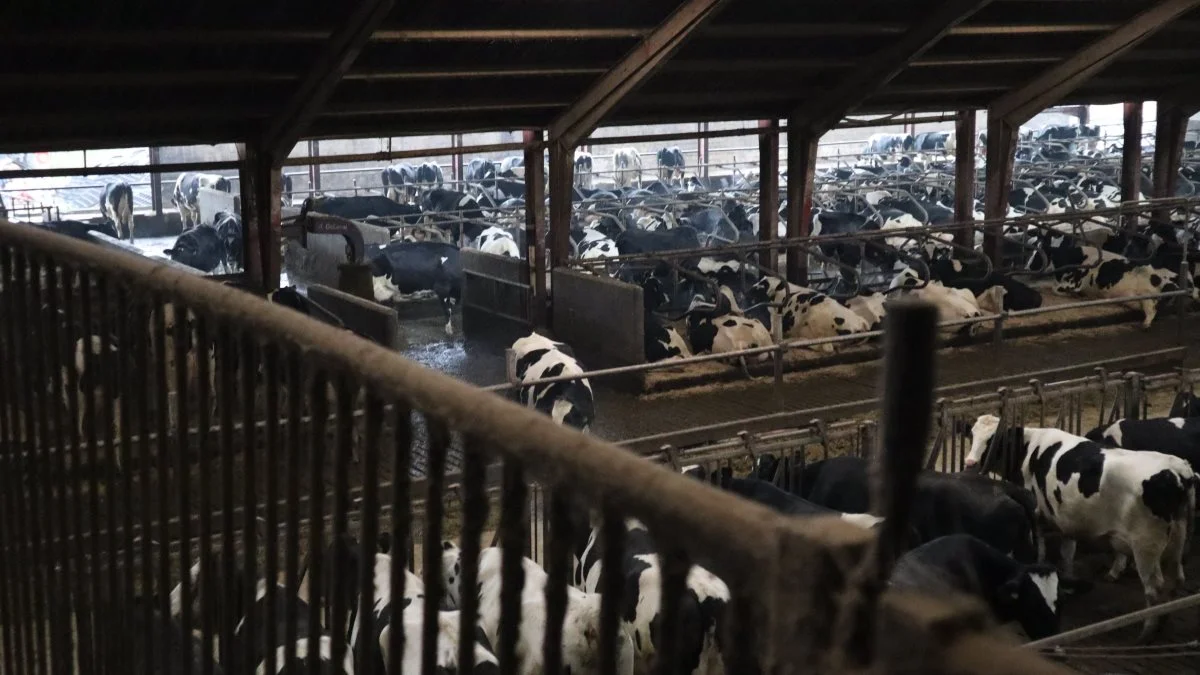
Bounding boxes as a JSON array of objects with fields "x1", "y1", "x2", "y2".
[
  {"x1": 0, "y1": 160, "x2": 242, "y2": 181},
  {"x1": 372, "y1": 27, "x2": 649, "y2": 40},
  {"x1": 1025, "y1": 591, "x2": 1200, "y2": 649},
  {"x1": 281, "y1": 141, "x2": 531, "y2": 167}
]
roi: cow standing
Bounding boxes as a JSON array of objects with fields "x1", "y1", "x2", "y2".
[
  {"x1": 368, "y1": 241, "x2": 462, "y2": 335},
  {"x1": 173, "y1": 172, "x2": 232, "y2": 230},
  {"x1": 99, "y1": 181, "x2": 135, "y2": 242},
  {"x1": 612, "y1": 147, "x2": 642, "y2": 188},
  {"x1": 655, "y1": 147, "x2": 686, "y2": 185},
  {"x1": 511, "y1": 332, "x2": 595, "y2": 432},
  {"x1": 574, "y1": 150, "x2": 594, "y2": 190}
]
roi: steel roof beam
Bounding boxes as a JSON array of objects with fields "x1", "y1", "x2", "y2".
[
  {"x1": 789, "y1": 0, "x2": 994, "y2": 134},
  {"x1": 989, "y1": 0, "x2": 1200, "y2": 125},
  {"x1": 261, "y1": 0, "x2": 394, "y2": 162},
  {"x1": 547, "y1": 0, "x2": 733, "y2": 148}
]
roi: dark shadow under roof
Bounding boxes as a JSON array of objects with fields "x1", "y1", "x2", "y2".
[{"x1": 0, "y1": 0, "x2": 1195, "y2": 151}]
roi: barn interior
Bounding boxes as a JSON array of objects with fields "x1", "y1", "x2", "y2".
[{"x1": 4, "y1": 0, "x2": 1200, "y2": 673}]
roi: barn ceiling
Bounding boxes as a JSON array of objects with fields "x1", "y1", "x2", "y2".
[{"x1": 0, "y1": 0, "x2": 1197, "y2": 152}]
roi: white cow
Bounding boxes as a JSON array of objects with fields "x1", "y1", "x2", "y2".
[
  {"x1": 746, "y1": 275, "x2": 872, "y2": 351},
  {"x1": 474, "y1": 226, "x2": 520, "y2": 258},
  {"x1": 888, "y1": 267, "x2": 983, "y2": 335}
]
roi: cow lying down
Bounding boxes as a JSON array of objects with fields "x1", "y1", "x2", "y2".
[
  {"x1": 888, "y1": 267, "x2": 985, "y2": 336},
  {"x1": 1048, "y1": 240, "x2": 1194, "y2": 328}
]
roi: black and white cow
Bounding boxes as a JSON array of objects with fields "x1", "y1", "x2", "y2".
[
  {"x1": 573, "y1": 517, "x2": 729, "y2": 675},
  {"x1": 787, "y1": 455, "x2": 1041, "y2": 564},
  {"x1": 615, "y1": 226, "x2": 701, "y2": 256},
  {"x1": 368, "y1": 241, "x2": 461, "y2": 335},
  {"x1": 498, "y1": 155, "x2": 525, "y2": 179},
  {"x1": 965, "y1": 414, "x2": 1196, "y2": 638},
  {"x1": 416, "y1": 162, "x2": 443, "y2": 191},
  {"x1": 1044, "y1": 236, "x2": 1192, "y2": 328},
  {"x1": 1085, "y1": 417, "x2": 1200, "y2": 472},
  {"x1": 99, "y1": 181, "x2": 135, "y2": 242},
  {"x1": 888, "y1": 267, "x2": 985, "y2": 334},
  {"x1": 912, "y1": 131, "x2": 950, "y2": 151},
  {"x1": 574, "y1": 150, "x2": 594, "y2": 190},
  {"x1": 655, "y1": 147, "x2": 686, "y2": 184},
  {"x1": 745, "y1": 275, "x2": 871, "y2": 351},
  {"x1": 683, "y1": 294, "x2": 773, "y2": 371},
  {"x1": 441, "y1": 544, "x2": 634, "y2": 675},
  {"x1": 511, "y1": 332, "x2": 595, "y2": 432},
  {"x1": 234, "y1": 580, "x2": 354, "y2": 675},
  {"x1": 612, "y1": 147, "x2": 642, "y2": 188},
  {"x1": 864, "y1": 133, "x2": 914, "y2": 155},
  {"x1": 643, "y1": 277, "x2": 691, "y2": 362},
  {"x1": 928, "y1": 257, "x2": 1043, "y2": 311},
  {"x1": 473, "y1": 226, "x2": 520, "y2": 258},
  {"x1": 890, "y1": 534, "x2": 1060, "y2": 640},
  {"x1": 381, "y1": 163, "x2": 418, "y2": 202},
  {"x1": 420, "y1": 189, "x2": 487, "y2": 241},
  {"x1": 212, "y1": 211, "x2": 242, "y2": 272},
  {"x1": 173, "y1": 172, "x2": 232, "y2": 230},
  {"x1": 164, "y1": 224, "x2": 226, "y2": 273}
]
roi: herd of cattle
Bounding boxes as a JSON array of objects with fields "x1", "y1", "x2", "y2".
[{"x1": 133, "y1": 372, "x2": 1200, "y2": 675}]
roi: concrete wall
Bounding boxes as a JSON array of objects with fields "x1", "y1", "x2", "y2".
[
  {"x1": 306, "y1": 283, "x2": 402, "y2": 350},
  {"x1": 551, "y1": 269, "x2": 644, "y2": 371},
  {"x1": 461, "y1": 249, "x2": 531, "y2": 347}
]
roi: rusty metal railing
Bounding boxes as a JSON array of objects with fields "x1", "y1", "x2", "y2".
[{"x1": 0, "y1": 217, "x2": 1069, "y2": 675}]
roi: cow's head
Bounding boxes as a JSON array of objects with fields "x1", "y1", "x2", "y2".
[
  {"x1": 999, "y1": 565, "x2": 1060, "y2": 640},
  {"x1": 440, "y1": 540, "x2": 463, "y2": 610},
  {"x1": 963, "y1": 414, "x2": 1001, "y2": 468}
]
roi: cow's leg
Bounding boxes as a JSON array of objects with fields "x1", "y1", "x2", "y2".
[
  {"x1": 1141, "y1": 298, "x2": 1157, "y2": 329},
  {"x1": 1132, "y1": 538, "x2": 1169, "y2": 641},
  {"x1": 441, "y1": 294, "x2": 454, "y2": 336},
  {"x1": 1059, "y1": 538, "x2": 1077, "y2": 577},
  {"x1": 1164, "y1": 520, "x2": 1187, "y2": 592},
  {"x1": 1105, "y1": 552, "x2": 1129, "y2": 581}
]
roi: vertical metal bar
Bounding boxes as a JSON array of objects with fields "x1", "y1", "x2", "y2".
[
  {"x1": 0, "y1": 247, "x2": 33, "y2": 675},
  {"x1": 153, "y1": 298, "x2": 173, "y2": 675},
  {"x1": 95, "y1": 276, "x2": 123, "y2": 675},
  {"x1": 329, "y1": 377, "x2": 353, "y2": 675},
  {"x1": 136, "y1": 292, "x2": 156, "y2": 675},
  {"x1": 597, "y1": 510, "x2": 625, "y2": 675},
  {"x1": 115, "y1": 286, "x2": 137, "y2": 675},
  {"x1": 21, "y1": 255, "x2": 51, "y2": 675},
  {"x1": 307, "y1": 372, "x2": 328, "y2": 675},
  {"x1": 216, "y1": 328, "x2": 237, "y2": 670},
  {"x1": 80, "y1": 270, "x2": 106, "y2": 675},
  {"x1": 173, "y1": 301, "x2": 196, "y2": 675},
  {"x1": 523, "y1": 131, "x2": 547, "y2": 328},
  {"x1": 262, "y1": 345, "x2": 281, "y2": 675},
  {"x1": 420, "y1": 419, "x2": 449, "y2": 675},
  {"x1": 655, "y1": 547, "x2": 691, "y2": 675},
  {"x1": 547, "y1": 141, "x2": 574, "y2": 272},
  {"x1": 983, "y1": 116, "x2": 1016, "y2": 266},
  {"x1": 281, "y1": 351, "x2": 303, "y2": 675},
  {"x1": 541, "y1": 490, "x2": 572, "y2": 675},
  {"x1": 241, "y1": 333, "x2": 259, "y2": 675},
  {"x1": 0, "y1": 247, "x2": 20, "y2": 675},
  {"x1": 386, "y1": 402, "x2": 412, "y2": 675},
  {"x1": 456, "y1": 436, "x2": 488, "y2": 674},
  {"x1": 149, "y1": 147, "x2": 164, "y2": 216},
  {"x1": 497, "y1": 460, "x2": 527, "y2": 675},
  {"x1": 758, "y1": 119, "x2": 780, "y2": 274},
  {"x1": 784, "y1": 125, "x2": 817, "y2": 285},
  {"x1": 953, "y1": 110, "x2": 977, "y2": 245},
  {"x1": 357, "y1": 392, "x2": 382, "y2": 675},
  {"x1": 1121, "y1": 102, "x2": 1144, "y2": 217},
  {"x1": 194, "y1": 317, "x2": 215, "y2": 675}
]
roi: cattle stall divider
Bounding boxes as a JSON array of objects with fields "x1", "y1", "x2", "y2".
[
  {"x1": 550, "y1": 268, "x2": 645, "y2": 376},
  {"x1": 461, "y1": 249, "x2": 532, "y2": 346},
  {"x1": 0, "y1": 217, "x2": 1071, "y2": 675}
]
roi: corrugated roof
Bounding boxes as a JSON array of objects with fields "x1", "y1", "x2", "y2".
[{"x1": 0, "y1": 0, "x2": 1195, "y2": 151}]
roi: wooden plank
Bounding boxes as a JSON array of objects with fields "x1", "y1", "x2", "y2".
[
  {"x1": 758, "y1": 120, "x2": 780, "y2": 273},
  {"x1": 524, "y1": 130, "x2": 548, "y2": 328},
  {"x1": 953, "y1": 110, "x2": 977, "y2": 246},
  {"x1": 785, "y1": 125, "x2": 818, "y2": 285},
  {"x1": 982, "y1": 117, "x2": 1017, "y2": 266},
  {"x1": 1121, "y1": 101, "x2": 1144, "y2": 230}
]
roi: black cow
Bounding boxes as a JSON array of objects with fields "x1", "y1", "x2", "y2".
[
  {"x1": 302, "y1": 195, "x2": 423, "y2": 223},
  {"x1": 172, "y1": 172, "x2": 232, "y2": 230},
  {"x1": 34, "y1": 219, "x2": 119, "y2": 241},
  {"x1": 367, "y1": 241, "x2": 461, "y2": 335},
  {"x1": 655, "y1": 146, "x2": 686, "y2": 184},
  {"x1": 268, "y1": 287, "x2": 348, "y2": 331},
  {"x1": 1085, "y1": 417, "x2": 1200, "y2": 471},
  {"x1": 99, "y1": 181, "x2": 135, "y2": 241},
  {"x1": 793, "y1": 456, "x2": 1040, "y2": 563},
  {"x1": 707, "y1": 471, "x2": 884, "y2": 529},
  {"x1": 381, "y1": 163, "x2": 417, "y2": 202},
  {"x1": 164, "y1": 224, "x2": 226, "y2": 273},
  {"x1": 928, "y1": 257, "x2": 1043, "y2": 310},
  {"x1": 212, "y1": 211, "x2": 242, "y2": 272},
  {"x1": 891, "y1": 534, "x2": 1060, "y2": 640},
  {"x1": 420, "y1": 189, "x2": 487, "y2": 241},
  {"x1": 1171, "y1": 391, "x2": 1200, "y2": 418},
  {"x1": 615, "y1": 225, "x2": 700, "y2": 255},
  {"x1": 127, "y1": 599, "x2": 223, "y2": 675}
]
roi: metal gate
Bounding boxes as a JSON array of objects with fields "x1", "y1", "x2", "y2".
[{"x1": 0, "y1": 219, "x2": 1065, "y2": 675}]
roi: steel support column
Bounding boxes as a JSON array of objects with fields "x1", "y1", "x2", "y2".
[
  {"x1": 785, "y1": 123, "x2": 818, "y2": 285},
  {"x1": 238, "y1": 145, "x2": 283, "y2": 291},
  {"x1": 1153, "y1": 102, "x2": 1191, "y2": 199},
  {"x1": 148, "y1": 146, "x2": 163, "y2": 216},
  {"x1": 1120, "y1": 102, "x2": 1144, "y2": 228},
  {"x1": 308, "y1": 139, "x2": 322, "y2": 194},
  {"x1": 953, "y1": 110, "x2": 976, "y2": 245},
  {"x1": 982, "y1": 117, "x2": 1017, "y2": 266},
  {"x1": 547, "y1": 141, "x2": 574, "y2": 272},
  {"x1": 524, "y1": 130, "x2": 548, "y2": 327},
  {"x1": 758, "y1": 120, "x2": 780, "y2": 273}
]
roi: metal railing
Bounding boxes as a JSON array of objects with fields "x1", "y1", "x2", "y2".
[{"x1": 0, "y1": 219, "x2": 1068, "y2": 675}]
